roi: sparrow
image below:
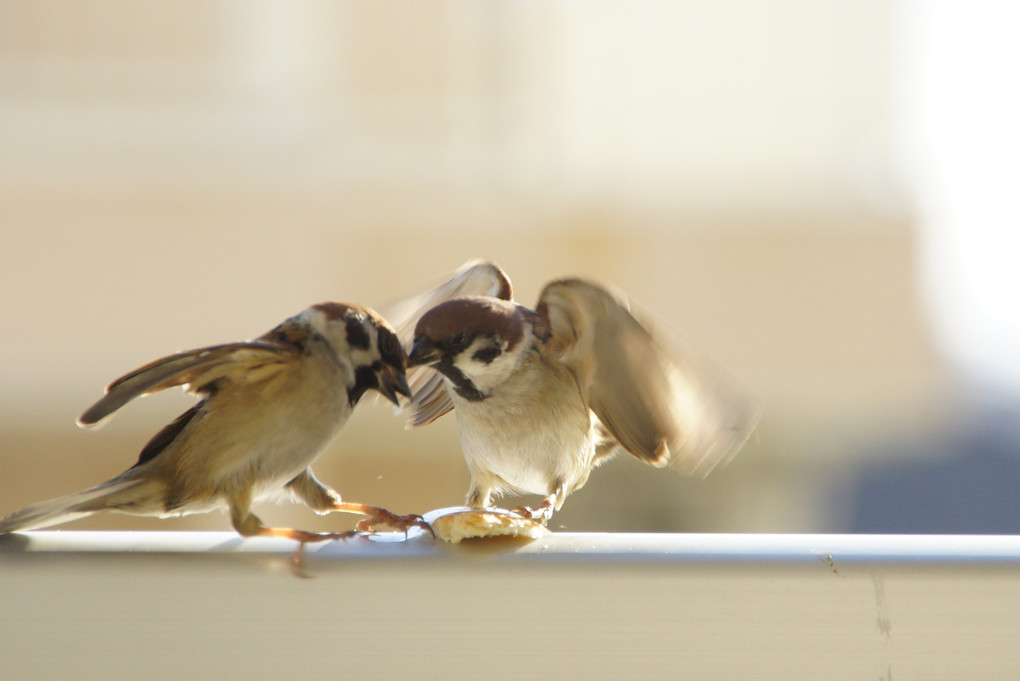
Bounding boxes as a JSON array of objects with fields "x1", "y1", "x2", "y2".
[
  {"x1": 0, "y1": 302, "x2": 426, "y2": 546},
  {"x1": 398, "y1": 260, "x2": 758, "y2": 522}
]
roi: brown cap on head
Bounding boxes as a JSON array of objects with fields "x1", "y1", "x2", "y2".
[
  {"x1": 311, "y1": 301, "x2": 353, "y2": 318},
  {"x1": 414, "y1": 296, "x2": 524, "y2": 349}
]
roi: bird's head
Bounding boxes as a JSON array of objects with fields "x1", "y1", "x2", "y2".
[
  {"x1": 299, "y1": 302, "x2": 411, "y2": 406},
  {"x1": 407, "y1": 296, "x2": 533, "y2": 401}
]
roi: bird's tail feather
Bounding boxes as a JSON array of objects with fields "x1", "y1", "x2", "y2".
[{"x1": 0, "y1": 478, "x2": 160, "y2": 533}]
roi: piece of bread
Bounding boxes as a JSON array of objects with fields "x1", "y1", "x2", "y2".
[{"x1": 424, "y1": 507, "x2": 549, "y2": 543}]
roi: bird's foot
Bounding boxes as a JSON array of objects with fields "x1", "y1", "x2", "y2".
[
  {"x1": 355, "y1": 507, "x2": 435, "y2": 539},
  {"x1": 257, "y1": 526, "x2": 358, "y2": 544},
  {"x1": 509, "y1": 500, "x2": 555, "y2": 525},
  {"x1": 253, "y1": 526, "x2": 357, "y2": 579}
]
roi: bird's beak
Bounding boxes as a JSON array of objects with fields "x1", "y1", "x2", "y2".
[
  {"x1": 377, "y1": 362, "x2": 412, "y2": 406},
  {"x1": 407, "y1": 338, "x2": 440, "y2": 368}
]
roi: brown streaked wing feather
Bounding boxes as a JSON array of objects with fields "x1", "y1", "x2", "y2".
[
  {"x1": 132, "y1": 403, "x2": 202, "y2": 468},
  {"x1": 538, "y1": 278, "x2": 758, "y2": 476},
  {"x1": 77, "y1": 340, "x2": 298, "y2": 427},
  {"x1": 384, "y1": 259, "x2": 513, "y2": 429},
  {"x1": 406, "y1": 373, "x2": 455, "y2": 427}
]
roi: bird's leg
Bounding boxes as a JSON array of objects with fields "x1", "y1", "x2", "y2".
[
  {"x1": 510, "y1": 496, "x2": 555, "y2": 524},
  {"x1": 250, "y1": 524, "x2": 358, "y2": 578},
  {"x1": 331, "y1": 502, "x2": 434, "y2": 539},
  {"x1": 511, "y1": 481, "x2": 566, "y2": 525},
  {"x1": 286, "y1": 469, "x2": 344, "y2": 514},
  {"x1": 250, "y1": 524, "x2": 357, "y2": 544},
  {"x1": 465, "y1": 470, "x2": 499, "y2": 508},
  {"x1": 231, "y1": 486, "x2": 354, "y2": 543},
  {"x1": 286, "y1": 469, "x2": 433, "y2": 539},
  {"x1": 229, "y1": 493, "x2": 354, "y2": 576}
]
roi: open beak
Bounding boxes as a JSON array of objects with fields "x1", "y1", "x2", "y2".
[
  {"x1": 377, "y1": 362, "x2": 412, "y2": 406},
  {"x1": 407, "y1": 338, "x2": 441, "y2": 368}
]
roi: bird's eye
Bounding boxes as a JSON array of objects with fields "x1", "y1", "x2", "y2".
[
  {"x1": 451, "y1": 332, "x2": 469, "y2": 348},
  {"x1": 379, "y1": 333, "x2": 395, "y2": 355}
]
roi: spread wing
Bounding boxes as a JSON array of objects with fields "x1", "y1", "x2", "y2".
[
  {"x1": 538, "y1": 278, "x2": 759, "y2": 476},
  {"x1": 386, "y1": 259, "x2": 513, "y2": 428},
  {"x1": 77, "y1": 339, "x2": 300, "y2": 428}
]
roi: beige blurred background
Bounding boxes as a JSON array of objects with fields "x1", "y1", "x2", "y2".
[{"x1": 1, "y1": 1, "x2": 1014, "y2": 535}]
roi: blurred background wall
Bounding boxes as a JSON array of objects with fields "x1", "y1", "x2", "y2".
[{"x1": 1, "y1": 1, "x2": 1014, "y2": 534}]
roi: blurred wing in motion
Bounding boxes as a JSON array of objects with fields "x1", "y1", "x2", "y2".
[
  {"x1": 386, "y1": 259, "x2": 513, "y2": 347},
  {"x1": 386, "y1": 259, "x2": 513, "y2": 428},
  {"x1": 77, "y1": 340, "x2": 300, "y2": 428},
  {"x1": 538, "y1": 278, "x2": 759, "y2": 476}
]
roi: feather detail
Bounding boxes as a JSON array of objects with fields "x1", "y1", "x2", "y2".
[
  {"x1": 538, "y1": 278, "x2": 758, "y2": 477},
  {"x1": 0, "y1": 477, "x2": 162, "y2": 533},
  {"x1": 77, "y1": 340, "x2": 298, "y2": 428}
]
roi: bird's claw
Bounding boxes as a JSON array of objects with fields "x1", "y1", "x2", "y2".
[
  {"x1": 356, "y1": 510, "x2": 435, "y2": 539},
  {"x1": 509, "y1": 503, "x2": 554, "y2": 525}
]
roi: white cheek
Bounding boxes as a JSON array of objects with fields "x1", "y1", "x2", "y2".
[
  {"x1": 453, "y1": 341, "x2": 519, "y2": 394},
  {"x1": 347, "y1": 347, "x2": 376, "y2": 368}
]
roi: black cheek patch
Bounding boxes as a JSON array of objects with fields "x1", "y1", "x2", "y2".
[
  {"x1": 345, "y1": 317, "x2": 371, "y2": 350},
  {"x1": 435, "y1": 360, "x2": 486, "y2": 402},
  {"x1": 348, "y1": 363, "x2": 379, "y2": 406},
  {"x1": 472, "y1": 346, "x2": 501, "y2": 364}
]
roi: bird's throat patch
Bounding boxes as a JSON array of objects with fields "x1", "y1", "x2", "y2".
[{"x1": 437, "y1": 360, "x2": 487, "y2": 401}]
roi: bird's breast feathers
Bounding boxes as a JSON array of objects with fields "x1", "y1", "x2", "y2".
[
  {"x1": 169, "y1": 356, "x2": 352, "y2": 495},
  {"x1": 450, "y1": 358, "x2": 595, "y2": 494}
]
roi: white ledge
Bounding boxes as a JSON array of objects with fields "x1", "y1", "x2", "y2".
[
  {"x1": 4, "y1": 530, "x2": 1020, "y2": 570},
  {"x1": 5, "y1": 531, "x2": 1020, "y2": 680}
]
